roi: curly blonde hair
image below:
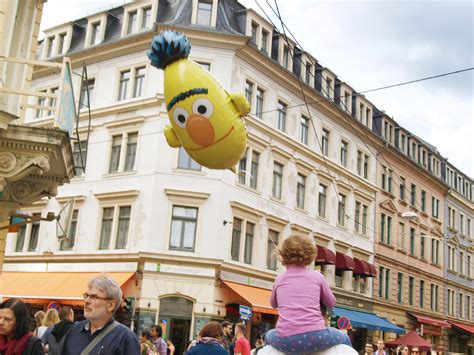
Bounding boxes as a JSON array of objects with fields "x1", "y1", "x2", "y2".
[{"x1": 278, "y1": 235, "x2": 317, "y2": 266}]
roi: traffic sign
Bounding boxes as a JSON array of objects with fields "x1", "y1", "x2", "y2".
[{"x1": 337, "y1": 316, "x2": 351, "y2": 330}]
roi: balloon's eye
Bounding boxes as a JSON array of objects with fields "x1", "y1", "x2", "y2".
[
  {"x1": 192, "y1": 98, "x2": 214, "y2": 119},
  {"x1": 172, "y1": 107, "x2": 189, "y2": 128}
]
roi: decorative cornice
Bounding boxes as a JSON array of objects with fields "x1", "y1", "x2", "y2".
[
  {"x1": 164, "y1": 188, "x2": 209, "y2": 206},
  {"x1": 94, "y1": 190, "x2": 139, "y2": 202}
]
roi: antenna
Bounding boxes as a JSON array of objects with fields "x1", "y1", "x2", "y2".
[{"x1": 56, "y1": 198, "x2": 75, "y2": 241}]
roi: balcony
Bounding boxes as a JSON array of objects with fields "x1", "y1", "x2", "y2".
[{"x1": 335, "y1": 276, "x2": 343, "y2": 288}]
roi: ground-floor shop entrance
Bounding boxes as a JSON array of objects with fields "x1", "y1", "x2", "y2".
[{"x1": 158, "y1": 296, "x2": 193, "y2": 355}]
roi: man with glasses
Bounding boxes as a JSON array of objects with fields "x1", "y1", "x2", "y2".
[
  {"x1": 63, "y1": 274, "x2": 140, "y2": 354},
  {"x1": 364, "y1": 342, "x2": 375, "y2": 354}
]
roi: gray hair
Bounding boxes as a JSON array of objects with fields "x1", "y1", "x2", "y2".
[{"x1": 88, "y1": 274, "x2": 123, "y2": 313}]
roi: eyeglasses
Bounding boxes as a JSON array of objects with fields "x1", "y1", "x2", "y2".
[{"x1": 83, "y1": 293, "x2": 112, "y2": 301}]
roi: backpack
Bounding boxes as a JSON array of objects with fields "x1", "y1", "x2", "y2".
[
  {"x1": 24, "y1": 336, "x2": 43, "y2": 355},
  {"x1": 44, "y1": 332, "x2": 67, "y2": 355}
]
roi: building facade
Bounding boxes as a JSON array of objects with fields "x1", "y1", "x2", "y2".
[{"x1": 443, "y1": 162, "x2": 474, "y2": 353}]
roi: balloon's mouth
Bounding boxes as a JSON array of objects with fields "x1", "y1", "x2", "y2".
[{"x1": 186, "y1": 126, "x2": 235, "y2": 151}]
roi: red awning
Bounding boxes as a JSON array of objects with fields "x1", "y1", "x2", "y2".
[
  {"x1": 335, "y1": 252, "x2": 355, "y2": 270},
  {"x1": 385, "y1": 331, "x2": 432, "y2": 351},
  {"x1": 449, "y1": 321, "x2": 474, "y2": 334},
  {"x1": 353, "y1": 258, "x2": 371, "y2": 277},
  {"x1": 367, "y1": 263, "x2": 377, "y2": 277},
  {"x1": 409, "y1": 313, "x2": 451, "y2": 328},
  {"x1": 315, "y1": 245, "x2": 336, "y2": 265}
]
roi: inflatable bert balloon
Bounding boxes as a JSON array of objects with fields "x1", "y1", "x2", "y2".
[{"x1": 147, "y1": 30, "x2": 249, "y2": 170}]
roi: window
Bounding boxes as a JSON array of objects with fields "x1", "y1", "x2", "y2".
[
  {"x1": 338, "y1": 194, "x2": 346, "y2": 226},
  {"x1": 118, "y1": 70, "x2": 131, "y2": 101},
  {"x1": 355, "y1": 202, "x2": 361, "y2": 233},
  {"x1": 448, "y1": 207, "x2": 456, "y2": 229},
  {"x1": 343, "y1": 92, "x2": 350, "y2": 111},
  {"x1": 244, "y1": 222, "x2": 254, "y2": 264},
  {"x1": 460, "y1": 213, "x2": 465, "y2": 234},
  {"x1": 410, "y1": 228, "x2": 415, "y2": 256},
  {"x1": 115, "y1": 206, "x2": 131, "y2": 249},
  {"x1": 419, "y1": 280, "x2": 425, "y2": 308},
  {"x1": 272, "y1": 162, "x2": 283, "y2": 199},
  {"x1": 47, "y1": 36, "x2": 55, "y2": 57},
  {"x1": 245, "y1": 80, "x2": 253, "y2": 106},
  {"x1": 250, "y1": 151, "x2": 259, "y2": 189},
  {"x1": 357, "y1": 151, "x2": 362, "y2": 176},
  {"x1": 267, "y1": 230, "x2": 279, "y2": 270},
  {"x1": 90, "y1": 22, "x2": 101, "y2": 45},
  {"x1": 381, "y1": 166, "x2": 392, "y2": 193},
  {"x1": 296, "y1": 174, "x2": 306, "y2": 209},
  {"x1": 57, "y1": 33, "x2": 66, "y2": 55},
  {"x1": 256, "y1": 87, "x2": 264, "y2": 118},
  {"x1": 197, "y1": 62, "x2": 211, "y2": 71},
  {"x1": 35, "y1": 91, "x2": 47, "y2": 118},
  {"x1": 397, "y1": 273, "x2": 403, "y2": 303},
  {"x1": 305, "y1": 63, "x2": 312, "y2": 84},
  {"x1": 360, "y1": 103, "x2": 366, "y2": 122},
  {"x1": 277, "y1": 101, "x2": 287, "y2": 131},
  {"x1": 261, "y1": 30, "x2": 268, "y2": 53},
  {"x1": 99, "y1": 208, "x2": 113, "y2": 249},
  {"x1": 133, "y1": 67, "x2": 146, "y2": 98},
  {"x1": 468, "y1": 255, "x2": 472, "y2": 278},
  {"x1": 340, "y1": 141, "x2": 348, "y2": 167},
  {"x1": 169, "y1": 206, "x2": 198, "y2": 251},
  {"x1": 72, "y1": 140, "x2": 87, "y2": 176},
  {"x1": 430, "y1": 284, "x2": 439, "y2": 311},
  {"x1": 459, "y1": 251, "x2": 464, "y2": 275},
  {"x1": 420, "y1": 234, "x2": 425, "y2": 259},
  {"x1": 408, "y1": 276, "x2": 414, "y2": 305},
  {"x1": 127, "y1": 11, "x2": 137, "y2": 34},
  {"x1": 251, "y1": 22, "x2": 258, "y2": 44},
  {"x1": 448, "y1": 289, "x2": 454, "y2": 315},
  {"x1": 410, "y1": 184, "x2": 416, "y2": 206},
  {"x1": 47, "y1": 87, "x2": 59, "y2": 116},
  {"x1": 282, "y1": 45, "x2": 289, "y2": 69},
  {"x1": 80, "y1": 78, "x2": 95, "y2": 109},
  {"x1": 468, "y1": 218, "x2": 471, "y2": 237},
  {"x1": 398, "y1": 222, "x2": 405, "y2": 251},
  {"x1": 467, "y1": 296, "x2": 472, "y2": 320},
  {"x1": 178, "y1": 147, "x2": 200, "y2": 170},
  {"x1": 362, "y1": 205, "x2": 368, "y2": 236},
  {"x1": 384, "y1": 269, "x2": 390, "y2": 299},
  {"x1": 60, "y1": 210, "x2": 78, "y2": 250},
  {"x1": 378, "y1": 266, "x2": 384, "y2": 298},
  {"x1": 238, "y1": 150, "x2": 247, "y2": 185},
  {"x1": 421, "y1": 190, "x2": 426, "y2": 212},
  {"x1": 318, "y1": 184, "x2": 327, "y2": 218},
  {"x1": 431, "y1": 197, "x2": 439, "y2": 218},
  {"x1": 400, "y1": 177, "x2": 406, "y2": 201},
  {"x1": 141, "y1": 7, "x2": 152, "y2": 29},
  {"x1": 231, "y1": 218, "x2": 242, "y2": 261},
  {"x1": 460, "y1": 293, "x2": 465, "y2": 318},
  {"x1": 321, "y1": 128, "x2": 329, "y2": 156},
  {"x1": 325, "y1": 78, "x2": 332, "y2": 99},
  {"x1": 16, "y1": 215, "x2": 41, "y2": 252},
  {"x1": 400, "y1": 133, "x2": 406, "y2": 152},
  {"x1": 300, "y1": 116, "x2": 309, "y2": 144},
  {"x1": 196, "y1": 0, "x2": 212, "y2": 26},
  {"x1": 108, "y1": 132, "x2": 138, "y2": 173}
]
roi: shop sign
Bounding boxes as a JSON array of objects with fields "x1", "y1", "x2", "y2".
[
  {"x1": 146, "y1": 262, "x2": 214, "y2": 277},
  {"x1": 335, "y1": 295, "x2": 372, "y2": 311},
  {"x1": 220, "y1": 271, "x2": 273, "y2": 290},
  {"x1": 239, "y1": 305, "x2": 252, "y2": 321}
]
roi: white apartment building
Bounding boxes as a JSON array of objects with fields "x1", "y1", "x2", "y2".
[{"x1": 4, "y1": 1, "x2": 385, "y2": 352}]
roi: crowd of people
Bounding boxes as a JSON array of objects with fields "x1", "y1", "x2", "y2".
[{"x1": 0, "y1": 235, "x2": 441, "y2": 355}]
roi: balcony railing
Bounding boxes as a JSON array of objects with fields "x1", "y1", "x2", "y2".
[{"x1": 335, "y1": 276, "x2": 343, "y2": 288}]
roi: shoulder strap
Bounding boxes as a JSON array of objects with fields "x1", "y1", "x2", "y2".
[{"x1": 80, "y1": 321, "x2": 119, "y2": 355}]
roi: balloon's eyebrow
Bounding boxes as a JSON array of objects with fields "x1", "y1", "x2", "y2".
[{"x1": 168, "y1": 88, "x2": 208, "y2": 111}]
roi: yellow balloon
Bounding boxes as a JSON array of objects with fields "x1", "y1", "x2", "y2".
[{"x1": 148, "y1": 30, "x2": 249, "y2": 170}]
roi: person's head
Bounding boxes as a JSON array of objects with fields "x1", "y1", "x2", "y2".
[
  {"x1": 234, "y1": 323, "x2": 246, "y2": 337},
  {"x1": 58, "y1": 306, "x2": 74, "y2": 322},
  {"x1": 0, "y1": 299, "x2": 31, "y2": 340},
  {"x1": 401, "y1": 345, "x2": 410, "y2": 355},
  {"x1": 376, "y1": 339, "x2": 385, "y2": 350},
  {"x1": 278, "y1": 235, "x2": 317, "y2": 266},
  {"x1": 255, "y1": 338, "x2": 263, "y2": 347},
  {"x1": 364, "y1": 342, "x2": 374, "y2": 354},
  {"x1": 199, "y1": 321, "x2": 223, "y2": 340},
  {"x1": 34, "y1": 311, "x2": 45, "y2": 328},
  {"x1": 43, "y1": 308, "x2": 60, "y2": 327},
  {"x1": 141, "y1": 329, "x2": 152, "y2": 343},
  {"x1": 222, "y1": 321, "x2": 232, "y2": 336},
  {"x1": 150, "y1": 324, "x2": 163, "y2": 339},
  {"x1": 84, "y1": 274, "x2": 122, "y2": 322},
  {"x1": 411, "y1": 347, "x2": 419, "y2": 355}
]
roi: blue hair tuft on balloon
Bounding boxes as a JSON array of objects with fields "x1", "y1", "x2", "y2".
[{"x1": 147, "y1": 30, "x2": 191, "y2": 70}]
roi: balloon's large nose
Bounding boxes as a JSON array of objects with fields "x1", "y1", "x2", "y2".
[{"x1": 186, "y1": 115, "x2": 215, "y2": 146}]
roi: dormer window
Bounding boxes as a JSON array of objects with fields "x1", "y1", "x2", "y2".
[
  {"x1": 344, "y1": 91, "x2": 350, "y2": 111},
  {"x1": 400, "y1": 133, "x2": 406, "y2": 152},
  {"x1": 197, "y1": 0, "x2": 212, "y2": 26},
  {"x1": 325, "y1": 78, "x2": 333, "y2": 99},
  {"x1": 261, "y1": 30, "x2": 269, "y2": 54},
  {"x1": 360, "y1": 103, "x2": 365, "y2": 122},
  {"x1": 305, "y1": 62, "x2": 312, "y2": 84},
  {"x1": 46, "y1": 36, "x2": 55, "y2": 57},
  {"x1": 251, "y1": 22, "x2": 258, "y2": 45},
  {"x1": 90, "y1": 22, "x2": 101, "y2": 45},
  {"x1": 142, "y1": 7, "x2": 152, "y2": 29},
  {"x1": 127, "y1": 10, "x2": 137, "y2": 34},
  {"x1": 282, "y1": 45, "x2": 289, "y2": 69},
  {"x1": 57, "y1": 33, "x2": 66, "y2": 55}
]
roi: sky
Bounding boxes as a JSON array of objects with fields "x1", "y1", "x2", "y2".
[{"x1": 40, "y1": 0, "x2": 474, "y2": 177}]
